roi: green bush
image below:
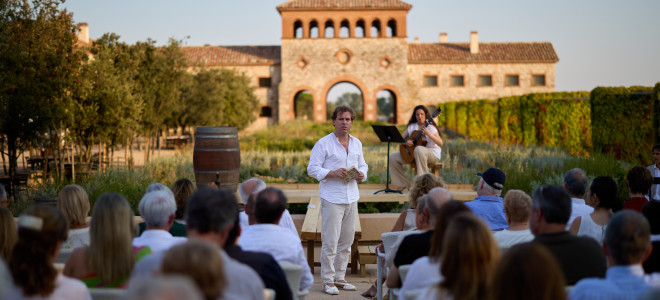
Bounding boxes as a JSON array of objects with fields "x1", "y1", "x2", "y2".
[
  {"x1": 466, "y1": 100, "x2": 498, "y2": 141},
  {"x1": 498, "y1": 96, "x2": 524, "y2": 145}
]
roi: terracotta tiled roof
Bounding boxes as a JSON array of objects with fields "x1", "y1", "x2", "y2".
[
  {"x1": 408, "y1": 42, "x2": 559, "y2": 63},
  {"x1": 277, "y1": 0, "x2": 412, "y2": 10},
  {"x1": 183, "y1": 46, "x2": 281, "y2": 66}
]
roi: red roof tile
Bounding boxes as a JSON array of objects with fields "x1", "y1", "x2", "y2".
[
  {"x1": 408, "y1": 42, "x2": 559, "y2": 63},
  {"x1": 183, "y1": 46, "x2": 281, "y2": 66},
  {"x1": 277, "y1": 0, "x2": 412, "y2": 10}
]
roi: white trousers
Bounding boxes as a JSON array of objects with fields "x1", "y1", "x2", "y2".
[
  {"x1": 320, "y1": 198, "x2": 357, "y2": 284},
  {"x1": 389, "y1": 146, "x2": 439, "y2": 188}
]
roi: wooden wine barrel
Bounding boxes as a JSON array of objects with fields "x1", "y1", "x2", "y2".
[{"x1": 193, "y1": 127, "x2": 241, "y2": 192}]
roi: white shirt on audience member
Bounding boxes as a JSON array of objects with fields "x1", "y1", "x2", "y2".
[
  {"x1": 238, "y1": 223, "x2": 313, "y2": 290},
  {"x1": 132, "y1": 230, "x2": 186, "y2": 253},
  {"x1": 7, "y1": 273, "x2": 91, "y2": 300},
  {"x1": 400, "y1": 256, "x2": 443, "y2": 297},
  {"x1": 567, "y1": 197, "x2": 594, "y2": 229},
  {"x1": 239, "y1": 209, "x2": 299, "y2": 239},
  {"x1": 62, "y1": 227, "x2": 90, "y2": 251},
  {"x1": 493, "y1": 229, "x2": 534, "y2": 249}
]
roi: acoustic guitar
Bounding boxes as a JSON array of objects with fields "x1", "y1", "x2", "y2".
[{"x1": 399, "y1": 107, "x2": 443, "y2": 164}]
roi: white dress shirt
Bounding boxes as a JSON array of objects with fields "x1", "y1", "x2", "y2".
[
  {"x1": 400, "y1": 256, "x2": 443, "y2": 297},
  {"x1": 238, "y1": 224, "x2": 313, "y2": 290},
  {"x1": 649, "y1": 164, "x2": 660, "y2": 201},
  {"x1": 493, "y1": 229, "x2": 534, "y2": 248},
  {"x1": 566, "y1": 198, "x2": 594, "y2": 229},
  {"x1": 239, "y1": 209, "x2": 299, "y2": 239},
  {"x1": 132, "y1": 229, "x2": 187, "y2": 253}
]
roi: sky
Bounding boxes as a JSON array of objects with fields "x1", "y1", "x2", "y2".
[{"x1": 62, "y1": 0, "x2": 660, "y2": 92}]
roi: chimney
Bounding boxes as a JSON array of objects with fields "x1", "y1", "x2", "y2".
[
  {"x1": 414, "y1": 36, "x2": 419, "y2": 43},
  {"x1": 470, "y1": 31, "x2": 478, "y2": 54},
  {"x1": 77, "y1": 22, "x2": 89, "y2": 44},
  {"x1": 439, "y1": 32, "x2": 448, "y2": 43}
]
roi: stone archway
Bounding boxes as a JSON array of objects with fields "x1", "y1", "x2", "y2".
[
  {"x1": 376, "y1": 89, "x2": 397, "y2": 123},
  {"x1": 326, "y1": 82, "x2": 364, "y2": 120},
  {"x1": 294, "y1": 90, "x2": 314, "y2": 120}
]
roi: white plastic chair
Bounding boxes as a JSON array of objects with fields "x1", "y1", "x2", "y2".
[
  {"x1": 279, "y1": 263, "x2": 309, "y2": 300},
  {"x1": 377, "y1": 231, "x2": 416, "y2": 300},
  {"x1": 403, "y1": 288, "x2": 425, "y2": 300},
  {"x1": 89, "y1": 288, "x2": 126, "y2": 300},
  {"x1": 390, "y1": 264, "x2": 411, "y2": 300}
]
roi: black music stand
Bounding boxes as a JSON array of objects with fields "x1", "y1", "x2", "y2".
[{"x1": 372, "y1": 125, "x2": 406, "y2": 194}]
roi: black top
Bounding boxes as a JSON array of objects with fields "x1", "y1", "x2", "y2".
[
  {"x1": 643, "y1": 241, "x2": 660, "y2": 274},
  {"x1": 533, "y1": 231, "x2": 607, "y2": 285},
  {"x1": 393, "y1": 230, "x2": 434, "y2": 267},
  {"x1": 225, "y1": 245, "x2": 293, "y2": 300}
]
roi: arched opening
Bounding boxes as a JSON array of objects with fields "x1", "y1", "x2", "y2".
[
  {"x1": 324, "y1": 20, "x2": 335, "y2": 38},
  {"x1": 371, "y1": 19, "x2": 381, "y2": 38},
  {"x1": 294, "y1": 20, "x2": 303, "y2": 38},
  {"x1": 376, "y1": 90, "x2": 397, "y2": 123},
  {"x1": 387, "y1": 19, "x2": 397, "y2": 37},
  {"x1": 340, "y1": 19, "x2": 350, "y2": 38},
  {"x1": 355, "y1": 19, "x2": 366, "y2": 38},
  {"x1": 326, "y1": 82, "x2": 364, "y2": 120},
  {"x1": 294, "y1": 90, "x2": 314, "y2": 120},
  {"x1": 309, "y1": 20, "x2": 319, "y2": 38}
]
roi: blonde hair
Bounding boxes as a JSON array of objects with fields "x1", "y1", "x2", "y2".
[
  {"x1": 86, "y1": 193, "x2": 136, "y2": 283},
  {"x1": 409, "y1": 173, "x2": 445, "y2": 209},
  {"x1": 57, "y1": 184, "x2": 90, "y2": 227},
  {"x1": 0, "y1": 207, "x2": 17, "y2": 261},
  {"x1": 162, "y1": 241, "x2": 226, "y2": 300},
  {"x1": 503, "y1": 189, "x2": 532, "y2": 223}
]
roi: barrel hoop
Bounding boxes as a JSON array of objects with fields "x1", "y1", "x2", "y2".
[
  {"x1": 195, "y1": 169, "x2": 241, "y2": 174},
  {"x1": 195, "y1": 134, "x2": 238, "y2": 139},
  {"x1": 194, "y1": 148, "x2": 240, "y2": 152}
]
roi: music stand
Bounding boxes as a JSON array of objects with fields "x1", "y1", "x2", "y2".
[{"x1": 372, "y1": 125, "x2": 406, "y2": 194}]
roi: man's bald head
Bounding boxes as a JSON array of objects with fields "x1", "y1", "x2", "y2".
[
  {"x1": 426, "y1": 187, "x2": 453, "y2": 223},
  {"x1": 238, "y1": 178, "x2": 266, "y2": 204}
]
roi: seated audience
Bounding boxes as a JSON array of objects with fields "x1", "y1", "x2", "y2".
[
  {"x1": 570, "y1": 210, "x2": 660, "y2": 299},
  {"x1": 57, "y1": 184, "x2": 91, "y2": 250},
  {"x1": 239, "y1": 178, "x2": 298, "y2": 238},
  {"x1": 138, "y1": 183, "x2": 186, "y2": 236},
  {"x1": 642, "y1": 200, "x2": 660, "y2": 273},
  {"x1": 563, "y1": 168, "x2": 593, "y2": 229},
  {"x1": 391, "y1": 173, "x2": 445, "y2": 232},
  {"x1": 465, "y1": 167, "x2": 508, "y2": 230},
  {"x1": 530, "y1": 185, "x2": 606, "y2": 285},
  {"x1": 570, "y1": 176, "x2": 619, "y2": 243},
  {"x1": 0, "y1": 258, "x2": 12, "y2": 300},
  {"x1": 64, "y1": 193, "x2": 151, "y2": 288},
  {"x1": 0, "y1": 207, "x2": 17, "y2": 261},
  {"x1": 131, "y1": 187, "x2": 266, "y2": 300},
  {"x1": 399, "y1": 201, "x2": 471, "y2": 297},
  {"x1": 7, "y1": 205, "x2": 91, "y2": 300},
  {"x1": 624, "y1": 166, "x2": 653, "y2": 211},
  {"x1": 491, "y1": 242, "x2": 566, "y2": 300},
  {"x1": 133, "y1": 190, "x2": 187, "y2": 252},
  {"x1": 162, "y1": 241, "x2": 226, "y2": 300},
  {"x1": 414, "y1": 213, "x2": 499, "y2": 300},
  {"x1": 127, "y1": 275, "x2": 202, "y2": 300},
  {"x1": 493, "y1": 189, "x2": 534, "y2": 249},
  {"x1": 170, "y1": 178, "x2": 196, "y2": 235},
  {"x1": 238, "y1": 187, "x2": 313, "y2": 291}
]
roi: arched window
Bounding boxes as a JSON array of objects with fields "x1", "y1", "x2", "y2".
[
  {"x1": 371, "y1": 19, "x2": 381, "y2": 38},
  {"x1": 355, "y1": 19, "x2": 366, "y2": 38},
  {"x1": 309, "y1": 20, "x2": 319, "y2": 38},
  {"x1": 340, "y1": 19, "x2": 350, "y2": 38},
  {"x1": 327, "y1": 82, "x2": 364, "y2": 120},
  {"x1": 376, "y1": 90, "x2": 397, "y2": 123},
  {"x1": 294, "y1": 20, "x2": 303, "y2": 38},
  {"x1": 324, "y1": 20, "x2": 335, "y2": 38},
  {"x1": 294, "y1": 90, "x2": 314, "y2": 120},
  {"x1": 387, "y1": 19, "x2": 397, "y2": 37}
]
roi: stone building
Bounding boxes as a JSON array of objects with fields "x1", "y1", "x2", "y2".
[{"x1": 183, "y1": 0, "x2": 558, "y2": 128}]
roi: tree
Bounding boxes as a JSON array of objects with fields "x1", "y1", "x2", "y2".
[{"x1": 0, "y1": 0, "x2": 81, "y2": 185}]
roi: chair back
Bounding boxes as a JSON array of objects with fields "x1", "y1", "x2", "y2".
[
  {"x1": 399, "y1": 264, "x2": 412, "y2": 282},
  {"x1": 55, "y1": 248, "x2": 73, "y2": 264},
  {"x1": 90, "y1": 288, "x2": 127, "y2": 300},
  {"x1": 403, "y1": 288, "x2": 425, "y2": 300},
  {"x1": 279, "y1": 263, "x2": 303, "y2": 300}
]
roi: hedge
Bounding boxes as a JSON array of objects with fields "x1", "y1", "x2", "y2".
[{"x1": 466, "y1": 100, "x2": 498, "y2": 141}]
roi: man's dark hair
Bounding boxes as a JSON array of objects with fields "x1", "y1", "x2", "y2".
[
  {"x1": 532, "y1": 185, "x2": 572, "y2": 224},
  {"x1": 185, "y1": 187, "x2": 237, "y2": 234},
  {"x1": 605, "y1": 210, "x2": 651, "y2": 265},
  {"x1": 225, "y1": 211, "x2": 241, "y2": 247},
  {"x1": 590, "y1": 176, "x2": 621, "y2": 211},
  {"x1": 330, "y1": 105, "x2": 356, "y2": 121},
  {"x1": 642, "y1": 200, "x2": 660, "y2": 235},
  {"x1": 627, "y1": 166, "x2": 653, "y2": 195},
  {"x1": 254, "y1": 187, "x2": 287, "y2": 224},
  {"x1": 653, "y1": 144, "x2": 660, "y2": 152},
  {"x1": 563, "y1": 168, "x2": 587, "y2": 198}
]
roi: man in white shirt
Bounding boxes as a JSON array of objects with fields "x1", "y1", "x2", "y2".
[
  {"x1": 307, "y1": 105, "x2": 368, "y2": 295},
  {"x1": 648, "y1": 144, "x2": 660, "y2": 201},
  {"x1": 563, "y1": 168, "x2": 594, "y2": 229},
  {"x1": 238, "y1": 187, "x2": 313, "y2": 291},
  {"x1": 133, "y1": 190, "x2": 187, "y2": 252},
  {"x1": 238, "y1": 178, "x2": 299, "y2": 238}
]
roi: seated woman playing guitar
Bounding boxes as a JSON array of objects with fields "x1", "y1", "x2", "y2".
[{"x1": 389, "y1": 105, "x2": 443, "y2": 191}]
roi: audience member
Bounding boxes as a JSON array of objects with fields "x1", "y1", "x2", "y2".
[
  {"x1": 493, "y1": 189, "x2": 534, "y2": 249},
  {"x1": 0, "y1": 258, "x2": 12, "y2": 300},
  {"x1": 64, "y1": 193, "x2": 151, "y2": 288},
  {"x1": 399, "y1": 201, "x2": 472, "y2": 296},
  {"x1": 414, "y1": 213, "x2": 499, "y2": 300},
  {"x1": 625, "y1": 166, "x2": 653, "y2": 211},
  {"x1": 162, "y1": 241, "x2": 226, "y2": 300},
  {"x1": 465, "y1": 167, "x2": 508, "y2": 230},
  {"x1": 570, "y1": 210, "x2": 660, "y2": 299},
  {"x1": 530, "y1": 185, "x2": 606, "y2": 285},
  {"x1": 0, "y1": 184, "x2": 8, "y2": 208},
  {"x1": 563, "y1": 168, "x2": 593, "y2": 229},
  {"x1": 648, "y1": 144, "x2": 660, "y2": 201},
  {"x1": 171, "y1": 178, "x2": 196, "y2": 235},
  {"x1": 56, "y1": 184, "x2": 91, "y2": 250},
  {"x1": 642, "y1": 200, "x2": 660, "y2": 273},
  {"x1": 491, "y1": 242, "x2": 566, "y2": 300},
  {"x1": 224, "y1": 209, "x2": 293, "y2": 300},
  {"x1": 570, "y1": 176, "x2": 619, "y2": 243},
  {"x1": 391, "y1": 173, "x2": 445, "y2": 232},
  {"x1": 139, "y1": 183, "x2": 186, "y2": 236},
  {"x1": 239, "y1": 178, "x2": 298, "y2": 238},
  {"x1": 127, "y1": 275, "x2": 203, "y2": 300},
  {"x1": 7, "y1": 205, "x2": 91, "y2": 300},
  {"x1": 131, "y1": 187, "x2": 265, "y2": 300},
  {"x1": 0, "y1": 207, "x2": 17, "y2": 261},
  {"x1": 238, "y1": 187, "x2": 313, "y2": 291},
  {"x1": 133, "y1": 190, "x2": 187, "y2": 252}
]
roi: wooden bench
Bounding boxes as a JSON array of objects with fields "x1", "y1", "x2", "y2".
[
  {"x1": 357, "y1": 244, "x2": 378, "y2": 277},
  {"x1": 411, "y1": 162, "x2": 444, "y2": 177}
]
